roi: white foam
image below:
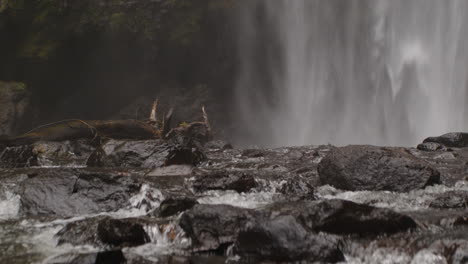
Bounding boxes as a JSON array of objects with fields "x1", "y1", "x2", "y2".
[
  {"x1": 129, "y1": 184, "x2": 165, "y2": 213},
  {"x1": 316, "y1": 181, "x2": 468, "y2": 211},
  {"x1": 411, "y1": 250, "x2": 447, "y2": 264},
  {"x1": 5, "y1": 184, "x2": 167, "y2": 264},
  {"x1": 197, "y1": 190, "x2": 278, "y2": 209},
  {"x1": 345, "y1": 249, "x2": 411, "y2": 264},
  {"x1": 125, "y1": 221, "x2": 191, "y2": 259},
  {"x1": 0, "y1": 189, "x2": 21, "y2": 220},
  {"x1": 29, "y1": 184, "x2": 165, "y2": 229}
]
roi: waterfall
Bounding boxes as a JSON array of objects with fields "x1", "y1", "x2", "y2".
[{"x1": 234, "y1": 0, "x2": 468, "y2": 147}]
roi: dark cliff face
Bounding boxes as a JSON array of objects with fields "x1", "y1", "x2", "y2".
[
  {"x1": 0, "y1": 0, "x2": 238, "y2": 134},
  {"x1": 0, "y1": 82, "x2": 31, "y2": 136}
]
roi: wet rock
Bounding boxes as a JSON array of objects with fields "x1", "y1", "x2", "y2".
[
  {"x1": 19, "y1": 169, "x2": 140, "y2": 217},
  {"x1": 191, "y1": 169, "x2": 257, "y2": 193},
  {"x1": 157, "y1": 196, "x2": 199, "y2": 218},
  {"x1": 57, "y1": 216, "x2": 151, "y2": 248},
  {"x1": 234, "y1": 215, "x2": 344, "y2": 263},
  {"x1": 146, "y1": 165, "x2": 193, "y2": 177},
  {"x1": 454, "y1": 216, "x2": 468, "y2": 226},
  {"x1": 278, "y1": 177, "x2": 315, "y2": 201},
  {"x1": 417, "y1": 142, "x2": 450, "y2": 152},
  {"x1": 87, "y1": 139, "x2": 168, "y2": 168},
  {"x1": 306, "y1": 200, "x2": 417, "y2": 235},
  {"x1": 166, "y1": 123, "x2": 212, "y2": 145},
  {"x1": 46, "y1": 250, "x2": 126, "y2": 264},
  {"x1": 270, "y1": 199, "x2": 417, "y2": 236},
  {"x1": 318, "y1": 145, "x2": 441, "y2": 192},
  {"x1": 165, "y1": 141, "x2": 207, "y2": 167},
  {"x1": 56, "y1": 216, "x2": 104, "y2": 247},
  {"x1": 0, "y1": 140, "x2": 95, "y2": 168},
  {"x1": 242, "y1": 149, "x2": 264, "y2": 158},
  {"x1": 423, "y1": 133, "x2": 468, "y2": 148},
  {"x1": 87, "y1": 139, "x2": 205, "y2": 168},
  {"x1": 97, "y1": 217, "x2": 150, "y2": 247},
  {"x1": 430, "y1": 191, "x2": 468, "y2": 209},
  {"x1": 179, "y1": 204, "x2": 257, "y2": 252},
  {"x1": 204, "y1": 140, "x2": 232, "y2": 150}
]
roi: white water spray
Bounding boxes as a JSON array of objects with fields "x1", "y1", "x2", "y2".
[{"x1": 235, "y1": 0, "x2": 468, "y2": 147}]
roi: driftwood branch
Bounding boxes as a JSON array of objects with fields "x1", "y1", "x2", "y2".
[
  {"x1": 149, "y1": 99, "x2": 158, "y2": 122},
  {"x1": 1, "y1": 102, "x2": 213, "y2": 146},
  {"x1": 2, "y1": 120, "x2": 160, "y2": 146},
  {"x1": 202, "y1": 105, "x2": 211, "y2": 133}
]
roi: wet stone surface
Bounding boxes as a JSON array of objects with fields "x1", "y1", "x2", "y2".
[{"x1": 1, "y1": 135, "x2": 468, "y2": 263}]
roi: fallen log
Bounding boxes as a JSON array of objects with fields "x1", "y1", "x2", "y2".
[
  {"x1": 0, "y1": 104, "x2": 212, "y2": 147},
  {"x1": 2, "y1": 119, "x2": 160, "y2": 146}
]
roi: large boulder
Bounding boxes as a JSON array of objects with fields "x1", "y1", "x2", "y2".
[
  {"x1": 97, "y1": 217, "x2": 150, "y2": 247},
  {"x1": 57, "y1": 216, "x2": 152, "y2": 248},
  {"x1": 423, "y1": 133, "x2": 468, "y2": 148},
  {"x1": 268, "y1": 199, "x2": 417, "y2": 236},
  {"x1": 0, "y1": 81, "x2": 30, "y2": 136},
  {"x1": 179, "y1": 204, "x2": 257, "y2": 252},
  {"x1": 234, "y1": 215, "x2": 344, "y2": 263},
  {"x1": 19, "y1": 169, "x2": 141, "y2": 217},
  {"x1": 87, "y1": 139, "x2": 206, "y2": 168},
  {"x1": 318, "y1": 145, "x2": 440, "y2": 192},
  {"x1": 301, "y1": 200, "x2": 417, "y2": 235},
  {"x1": 0, "y1": 140, "x2": 95, "y2": 168}
]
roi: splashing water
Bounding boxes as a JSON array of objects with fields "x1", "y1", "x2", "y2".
[
  {"x1": 235, "y1": 0, "x2": 468, "y2": 147},
  {"x1": 316, "y1": 181, "x2": 468, "y2": 212},
  {"x1": 0, "y1": 188, "x2": 20, "y2": 220}
]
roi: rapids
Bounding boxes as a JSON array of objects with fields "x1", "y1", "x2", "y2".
[{"x1": 1, "y1": 140, "x2": 468, "y2": 264}]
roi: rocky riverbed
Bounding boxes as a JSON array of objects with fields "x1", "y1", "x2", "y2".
[{"x1": 1, "y1": 133, "x2": 468, "y2": 263}]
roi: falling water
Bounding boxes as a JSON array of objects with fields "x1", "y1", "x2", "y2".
[{"x1": 235, "y1": 0, "x2": 468, "y2": 147}]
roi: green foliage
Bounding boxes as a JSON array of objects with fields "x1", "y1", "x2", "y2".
[
  {"x1": 0, "y1": 0, "x2": 7, "y2": 12},
  {"x1": 0, "y1": 81, "x2": 27, "y2": 93},
  {"x1": 179, "y1": 121, "x2": 190, "y2": 128},
  {"x1": 13, "y1": 82, "x2": 27, "y2": 91}
]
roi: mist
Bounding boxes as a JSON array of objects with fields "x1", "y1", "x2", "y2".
[{"x1": 234, "y1": 0, "x2": 468, "y2": 147}]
